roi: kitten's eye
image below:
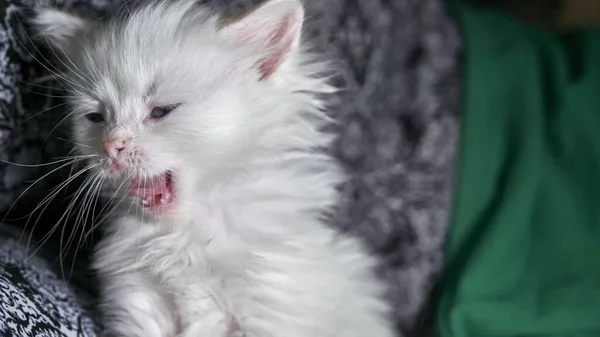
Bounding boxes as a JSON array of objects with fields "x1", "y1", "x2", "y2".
[
  {"x1": 150, "y1": 104, "x2": 180, "y2": 119},
  {"x1": 85, "y1": 113, "x2": 104, "y2": 123}
]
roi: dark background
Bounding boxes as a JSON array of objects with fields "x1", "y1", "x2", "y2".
[{"x1": 465, "y1": 0, "x2": 600, "y2": 28}]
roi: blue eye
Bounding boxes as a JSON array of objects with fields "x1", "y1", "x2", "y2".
[{"x1": 150, "y1": 104, "x2": 180, "y2": 119}]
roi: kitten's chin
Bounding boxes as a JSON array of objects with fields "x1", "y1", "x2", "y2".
[{"x1": 126, "y1": 170, "x2": 177, "y2": 214}]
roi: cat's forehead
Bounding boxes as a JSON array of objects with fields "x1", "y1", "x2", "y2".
[
  {"x1": 76, "y1": 2, "x2": 214, "y2": 64},
  {"x1": 75, "y1": 20, "x2": 233, "y2": 103},
  {"x1": 78, "y1": 44, "x2": 234, "y2": 102},
  {"x1": 66, "y1": 1, "x2": 256, "y2": 107}
]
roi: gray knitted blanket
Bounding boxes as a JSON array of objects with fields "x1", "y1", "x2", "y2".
[{"x1": 0, "y1": 0, "x2": 461, "y2": 335}]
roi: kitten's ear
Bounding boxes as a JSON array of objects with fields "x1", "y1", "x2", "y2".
[
  {"x1": 218, "y1": 0, "x2": 304, "y2": 80},
  {"x1": 31, "y1": 9, "x2": 88, "y2": 50}
]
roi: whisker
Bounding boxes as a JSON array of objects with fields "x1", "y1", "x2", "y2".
[
  {"x1": 5, "y1": 157, "x2": 93, "y2": 244},
  {"x1": 18, "y1": 160, "x2": 99, "y2": 225},
  {"x1": 55, "y1": 172, "x2": 97, "y2": 280},
  {"x1": 84, "y1": 184, "x2": 132, "y2": 242},
  {"x1": 58, "y1": 137, "x2": 92, "y2": 148},
  {"x1": 63, "y1": 169, "x2": 103, "y2": 253},
  {"x1": 92, "y1": 172, "x2": 131, "y2": 224},
  {"x1": 43, "y1": 105, "x2": 87, "y2": 145},
  {"x1": 0, "y1": 154, "x2": 97, "y2": 168},
  {"x1": 64, "y1": 170, "x2": 105, "y2": 281},
  {"x1": 22, "y1": 162, "x2": 100, "y2": 261},
  {"x1": 21, "y1": 101, "x2": 71, "y2": 124},
  {"x1": 13, "y1": 13, "x2": 90, "y2": 93},
  {"x1": 29, "y1": 163, "x2": 100, "y2": 272},
  {"x1": 46, "y1": 35, "x2": 94, "y2": 87}
]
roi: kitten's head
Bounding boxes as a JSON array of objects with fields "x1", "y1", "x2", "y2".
[{"x1": 33, "y1": 0, "x2": 312, "y2": 215}]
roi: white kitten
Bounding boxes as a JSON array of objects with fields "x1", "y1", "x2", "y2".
[{"x1": 33, "y1": 1, "x2": 395, "y2": 336}]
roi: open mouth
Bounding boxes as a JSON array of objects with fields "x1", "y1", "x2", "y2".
[{"x1": 126, "y1": 171, "x2": 175, "y2": 212}]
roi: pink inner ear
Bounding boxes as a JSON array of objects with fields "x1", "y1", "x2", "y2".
[
  {"x1": 222, "y1": 6, "x2": 301, "y2": 81},
  {"x1": 257, "y1": 13, "x2": 296, "y2": 81}
]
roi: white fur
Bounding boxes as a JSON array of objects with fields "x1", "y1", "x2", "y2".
[{"x1": 34, "y1": 1, "x2": 395, "y2": 336}]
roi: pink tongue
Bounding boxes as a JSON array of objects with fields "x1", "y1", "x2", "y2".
[{"x1": 126, "y1": 175, "x2": 172, "y2": 208}]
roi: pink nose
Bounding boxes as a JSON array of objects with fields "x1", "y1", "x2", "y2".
[{"x1": 104, "y1": 138, "x2": 127, "y2": 160}]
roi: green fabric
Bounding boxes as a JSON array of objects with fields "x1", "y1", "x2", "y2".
[{"x1": 436, "y1": 3, "x2": 600, "y2": 337}]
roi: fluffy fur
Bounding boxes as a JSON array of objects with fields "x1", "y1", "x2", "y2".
[{"x1": 33, "y1": 1, "x2": 395, "y2": 336}]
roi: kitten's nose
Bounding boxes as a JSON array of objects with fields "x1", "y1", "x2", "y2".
[{"x1": 104, "y1": 138, "x2": 127, "y2": 160}]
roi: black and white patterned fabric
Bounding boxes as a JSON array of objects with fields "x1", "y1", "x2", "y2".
[
  {"x1": 0, "y1": 0, "x2": 461, "y2": 336},
  {"x1": 0, "y1": 225, "x2": 96, "y2": 336}
]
